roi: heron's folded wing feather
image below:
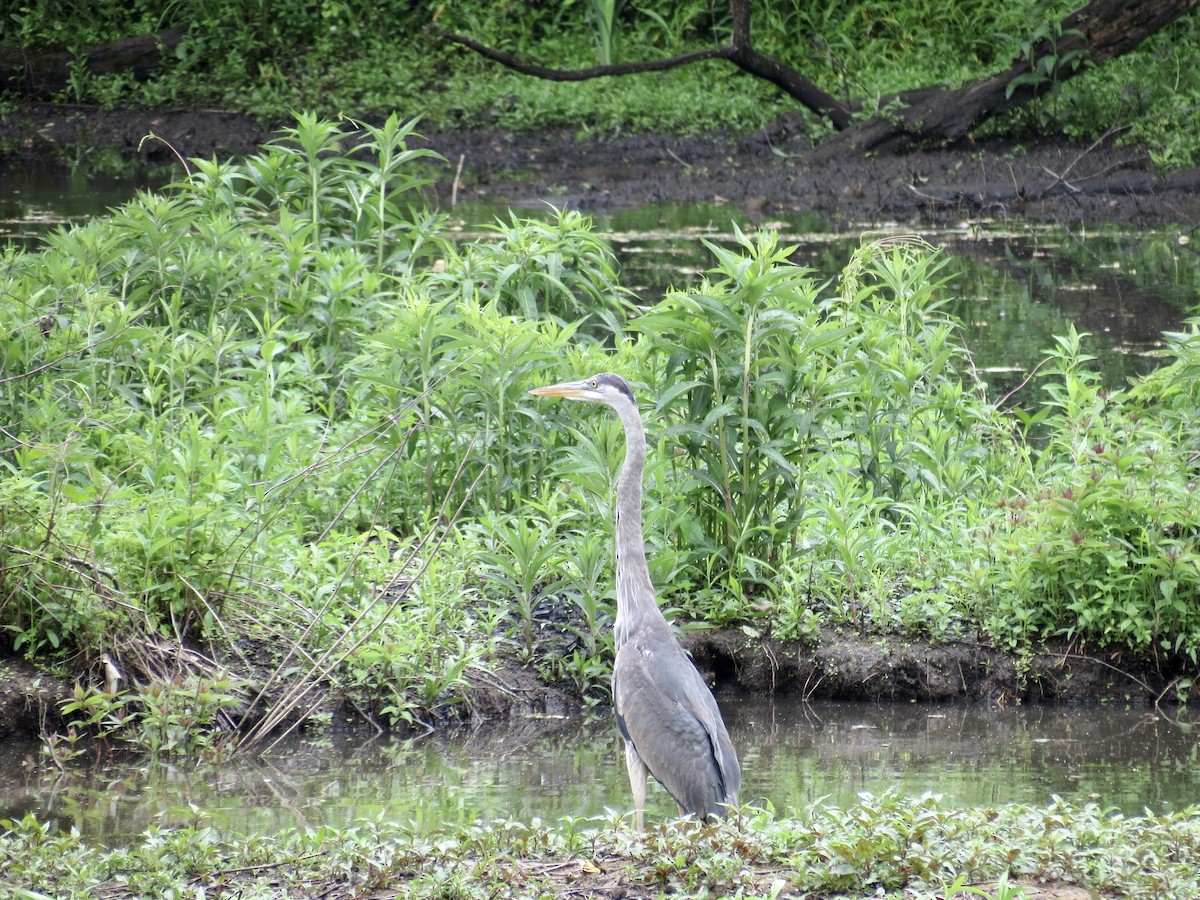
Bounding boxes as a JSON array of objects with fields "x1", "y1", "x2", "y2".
[{"x1": 613, "y1": 637, "x2": 740, "y2": 816}]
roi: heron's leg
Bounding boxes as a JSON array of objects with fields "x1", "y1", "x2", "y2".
[{"x1": 623, "y1": 740, "x2": 649, "y2": 831}]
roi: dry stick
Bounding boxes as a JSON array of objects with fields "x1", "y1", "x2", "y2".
[
  {"x1": 225, "y1": 403, "x2": 403, "y2": 584},
  {"x1": 267, "y1": 468, "x2": 475, "y2": 742},
  {"x1": 1041, "y1": 165, "x2": 1082, "y2": 195},
  {"x1": 316, "y1": 421, "x2": 425, "y2": 545},
  {"x1": 1048, "y1": 650, "x2": 1183, "y2": 714},
  {"x1": 176, "y1": 574, "x2": 247, "y2": 735},
  {"x1": 253, "y1": 469, "x2": 485, "y2": 754},
  {"x1": 452, "y1": 153, "x2": 465, "y2": 209},
  {"x1": 235, "y1": 353, "x2": 487, "y2": 734},
  {"x1": 665, "y1": 148, "x2": 692, "y2": 170},
  {"x1": 346, "y1": 698, "x2": 385, "y2": 734},
  {"x1": 0, "y1": 307, "x2": 152, "y2": 386},
  {"x1": 237, "y1": 354, "x2": 496, "y2": 746},
  {"x1": 232, "y1": 411, "x2": 425, "y2": 731},
  {"x1": 207, "y1": 853, "x2": 325, "y2": 879},
  {"x1": 995, "y1": 355, "x2": 1053, "y2": 411},
  {"x1": 1035, "y1": 124, "x2": 1132, "y2": 196},
  {"x1": 442, "y1": 30, "x2": 727, "y2": 80},
  {"x1": 243, "y1": 457, "x2": 485, "y2": 754}
]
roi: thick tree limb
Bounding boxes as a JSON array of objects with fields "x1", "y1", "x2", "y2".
[
  {"x1": 813, "y1": 0, "x2": 1200, "y2": 159},
  {"x1": 443, "y1": 0, "x2": 1197, "y2": 158},
  {"x1": 0, "y1": 29, "x2": 183, "y2": 97},
  {"x1": 724, "y1": 0, "x2": 851, "y2": 129},
  {"x1": 441, "y1": 0, "x2": 852, "y2": 130}
]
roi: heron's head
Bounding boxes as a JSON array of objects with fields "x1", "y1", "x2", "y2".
[{"x1": 528, "y1": 373, "x2": 636, "y2": 410}]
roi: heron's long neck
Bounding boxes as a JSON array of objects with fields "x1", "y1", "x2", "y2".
[{"x1": 613, "y1": 402, "x2": 661, "y2": 649}]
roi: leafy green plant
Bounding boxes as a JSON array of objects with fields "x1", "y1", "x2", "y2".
[
  {"x1": 632, "y1": 226, "x2": 842, "y2": 603},
  {"x1": 589, "y1": 0, "x2": 624, "y2": 64},
  {"x1": 621, "y1": 232, "x2": 1010, "y2": 636},
  {"x1": 50, "y1": 676, "x2": 241, "y2": 760},
  {"x1": 469, "y1": 503, "x2": 573, "y2": 659},
  {"x1": 1, "y1": 114, "x2": 536, "y2": 737},
  {"x1": 431, "y1": 207, "x2": 629, "y2": 330},
  {"x1": 984, "y1": 324, "x2": 1200, "y2": 658},
  {"x1": 1004, "y1": 22, "x2": 1088, "y2": 100},
  {"x1": 133, "y1": 677, "x2": 242, "y2": 755}
]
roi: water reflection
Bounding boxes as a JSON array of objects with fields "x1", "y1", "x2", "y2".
[
  {"x1": 3, "y1": 700, "x2": 1197, "y2": 847},
  {"x1": 729, "y1": 701, "x2": 1200, "y2": 815},
  {"x1": 0, "y1": 159, "x2": 167, "y2": 245}
]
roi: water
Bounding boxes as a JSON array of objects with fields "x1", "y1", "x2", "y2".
[
  {"x1": 0, "y1": 159, "x2": 166, "y2": 245},
  {"x1": 3, "y1": 700, "x2": 1197, "y2": 847}
]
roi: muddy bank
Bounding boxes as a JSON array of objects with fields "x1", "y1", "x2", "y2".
[
  {"x1": 685, "y1": 628, "x2": 1177, "y2": 708},
  {"x1": 1, "y1": 624, "x2": 1180, "y2": 744},
  {"x1": 5, "y1": 103, "x2": 1200, "y2": 228}
]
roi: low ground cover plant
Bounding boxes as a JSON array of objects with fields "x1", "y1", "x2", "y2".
[{"x1": 3, "y1": 794, "x2": 1199, "y2": 898}]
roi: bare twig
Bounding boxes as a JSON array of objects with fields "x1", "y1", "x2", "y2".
[
  {"x1": 995, "y1": 355, "x2": 1053, "y2": 410},
  {"x1": 451, "y1": 153, "x2": 465, "y2": 209}
]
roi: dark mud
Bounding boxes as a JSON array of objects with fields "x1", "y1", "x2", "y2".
[
  {"x1": 6, "y1": 103, "x2": 1200, "y2": 228},
  {"x1": 1, "y1": 102, "x2": 1195, "y2": 736},
  {"x1": 1, "y1": 620, "x2": 1179, "y2": 746}
]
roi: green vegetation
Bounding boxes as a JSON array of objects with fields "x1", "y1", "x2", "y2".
[
  {"x1": 3, "y1": 795, "x2": 1199, "y2": 898},
  {"x1": 2, "y1": 115, "x2": 1199, "y2": 752},
  {"x1": 6, "y1": 1, "x2": 1200, "y2": 165}
]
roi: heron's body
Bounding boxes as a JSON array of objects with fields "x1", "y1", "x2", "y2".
[{"x1": 530, "y1": 373, "x2": 740, "y2": 828}]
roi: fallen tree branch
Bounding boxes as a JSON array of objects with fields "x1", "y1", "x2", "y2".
[
  {"x1": 440, "y1": 31, "x2": 728, "y2": 81},
  {"x1": 441, "y1": 0, "x2": 852, "y2": 130},
  {"x1": 444, "y1": 0, "x2": 1198, "y2": 157},
  {"x1": 812, "y1": 0, "x2": 1200, "y2": 159},
  {"x1": 0, "y1": 29, "x2": 183, "y2": 97}
]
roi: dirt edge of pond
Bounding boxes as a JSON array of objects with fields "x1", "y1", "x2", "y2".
[
  {"x1": 1, "y1": 626, "x2": 1178, "y2": 744},
  {"x1": 6, "y1": 102, "x2": 1200, "y2": 227}
]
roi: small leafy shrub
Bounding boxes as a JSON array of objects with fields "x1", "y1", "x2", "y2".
[
  {"x1": 431, "y1": 207, "x2": 630, "y2": 329},
  {"x1": 984, "y1": 324, "x2": 1200, "y2": 658},
  {"x1": 51, "y1": 677, "x2": 242, "y2": 760}
]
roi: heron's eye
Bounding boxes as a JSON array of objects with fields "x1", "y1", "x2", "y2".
[{"x1": 588, "y1": 379, "x2": 598, "y2": 387}]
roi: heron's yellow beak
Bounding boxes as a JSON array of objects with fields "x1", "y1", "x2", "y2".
[{"x1": 529, "y1": 380, "x2": 592, "y2": 399}]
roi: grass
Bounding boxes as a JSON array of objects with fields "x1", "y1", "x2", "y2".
[{"x1": 3, "y1": 795, "x2": 1199, "y2": 898}]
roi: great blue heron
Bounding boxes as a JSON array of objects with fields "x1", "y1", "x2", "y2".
[{"x1": 530, "y1": 373, "x2": 741, "y2": 829}]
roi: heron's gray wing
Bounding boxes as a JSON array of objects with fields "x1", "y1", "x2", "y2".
[{"x1": 613, "y1": 634, "x2": 740, "y2": 818}]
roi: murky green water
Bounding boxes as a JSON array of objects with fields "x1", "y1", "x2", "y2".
[
  {"x1": 3, "y1": 700, "x2": 1198, "y2": 847},
  {"x1": 0, "y1": 159, "x2": 165, "y2": 244}
]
